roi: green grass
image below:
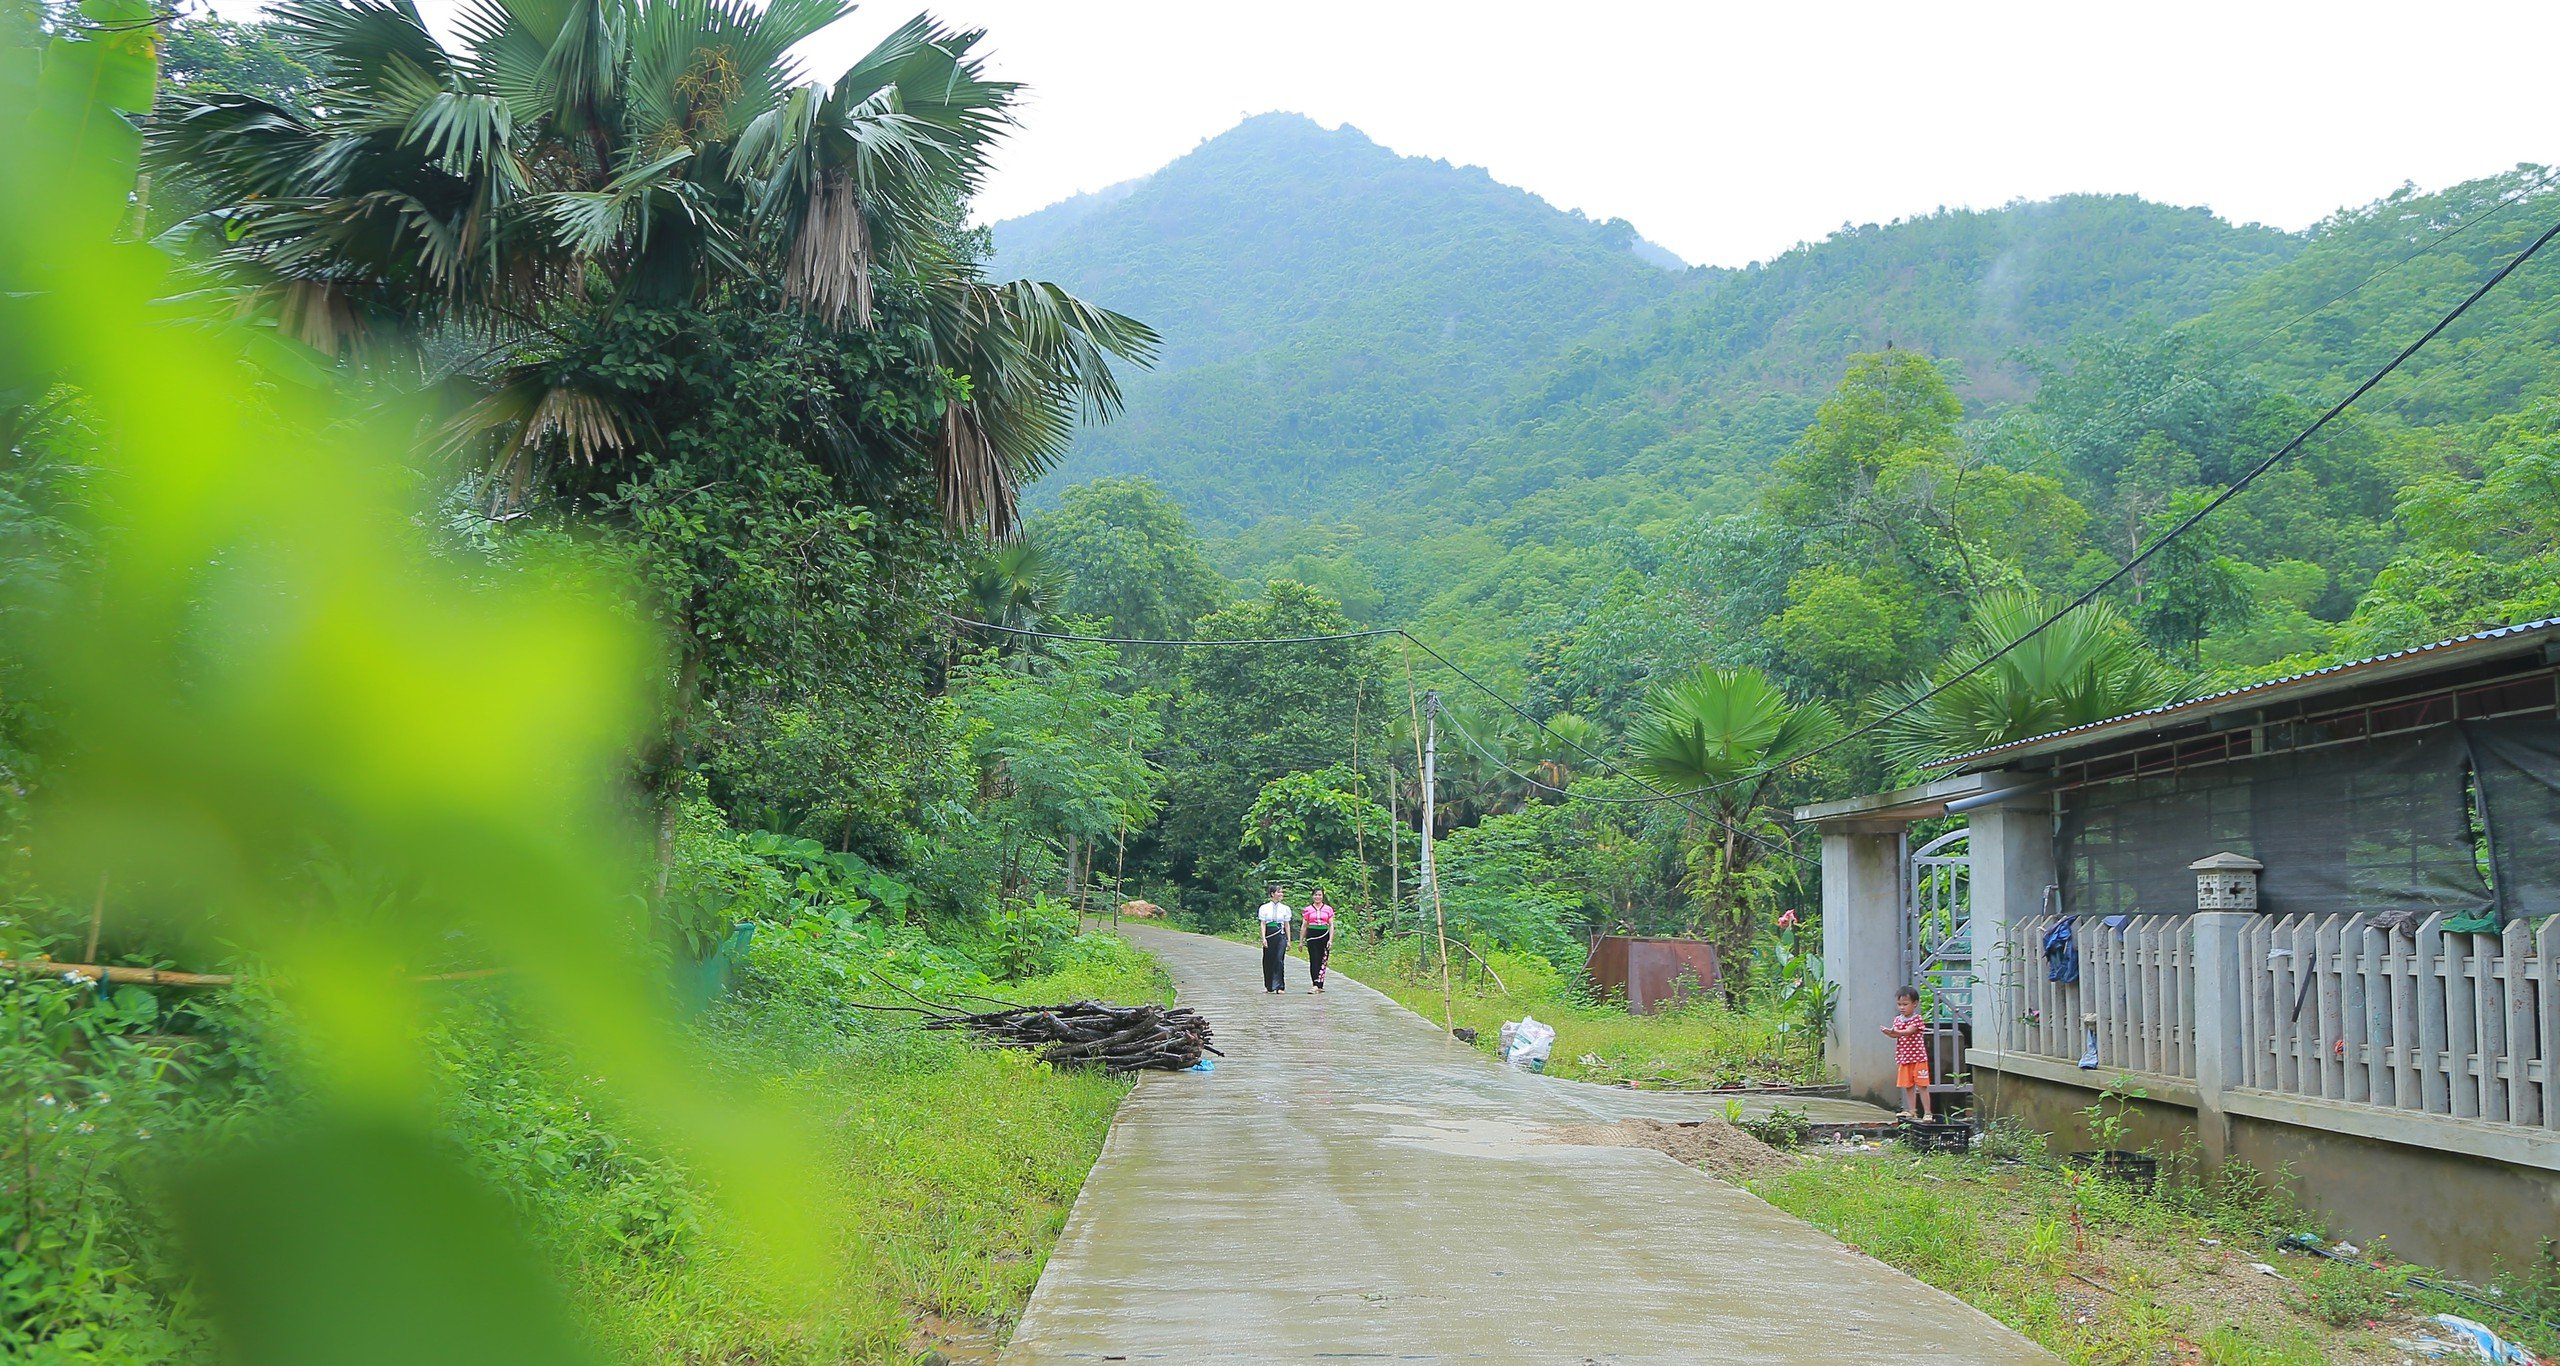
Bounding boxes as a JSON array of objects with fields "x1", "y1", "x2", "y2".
[
  {"x1": 1323, "y1": 935, "x2": 1826, "y2": 1088},
  {"x1": 1749, "y1": 1136, "x2": 2560, "y2": 1365},
  {"x1": 448, "y1": 932, "x2": 1171, "y2": 1364}
]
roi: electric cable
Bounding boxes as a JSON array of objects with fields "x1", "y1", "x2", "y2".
[
  {"x1": 2222, "y1": 171, "x2": 2554, "y2": 356},
  {"x1": 940, "y1": 615, "x2": 1401, "y2": 647},
  {"x1": 1643, "y1": 206, "x2": 2560, "y2": 799},
  {"x1": 955, "y1": 204, "x2": 2560, "y2": 812},
  {"x1": 1436, "y1": 705, "x2": 1815, "y2": 872},
  {"x1": 953, "y1": 613, "x2": 1820, "y2": 865}
]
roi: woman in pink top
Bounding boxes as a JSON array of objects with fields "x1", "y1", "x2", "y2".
[{"x1": 1301, "y1": 890, "x2": 1336, "y2": 993}]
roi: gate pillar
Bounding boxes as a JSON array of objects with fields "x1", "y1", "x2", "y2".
[
  {"x1": 1962, "y1": 777, "x2": 2053, "y2": 1074},
  {"x1": 1817, "y1": 820, "x2": 1909, "y2": 1106}
]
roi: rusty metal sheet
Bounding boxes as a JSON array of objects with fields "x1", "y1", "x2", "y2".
[{"x1": 1582, "y1": 935, "x2": 1718, "y2": 1014}]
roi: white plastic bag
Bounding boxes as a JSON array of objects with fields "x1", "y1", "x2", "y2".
[{"x1": 1503, "y1": 1014, "x2": 1556, "y2": 1072}]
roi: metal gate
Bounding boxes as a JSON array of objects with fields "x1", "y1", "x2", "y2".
[{"x1": 1905, "y1": 827, "x2": 1972, "y2": 1025}]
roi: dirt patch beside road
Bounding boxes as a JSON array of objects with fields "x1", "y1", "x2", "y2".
[{"x1": 1546, "y1": 1116, "x2": 1797, "y2": 1182}]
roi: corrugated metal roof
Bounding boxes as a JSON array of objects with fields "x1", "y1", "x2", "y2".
[{"x1": 1928, "y1": 616, "x2": 2560, "y2": 772}]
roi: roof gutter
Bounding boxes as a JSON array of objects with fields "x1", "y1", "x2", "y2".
[{"x1": 1943, "y1": 780, "x2": 2055, "y2": 814}]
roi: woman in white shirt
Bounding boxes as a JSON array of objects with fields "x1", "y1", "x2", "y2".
[{"x1": 1257, "y1": 887, "x2": 1293, "y2": 993}]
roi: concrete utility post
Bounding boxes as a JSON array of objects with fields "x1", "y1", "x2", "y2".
[{"x1": 1421, "y1": 690, "x2": 1452, "y2": 1030}]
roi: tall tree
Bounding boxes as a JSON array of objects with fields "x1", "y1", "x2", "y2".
[
  {"x1": 149, "y1": 0, "x2": 1154, "y2": 535},
  {"x1": 1757, "y1": 349, "x2": 2089, "y2": 700},
  {"x1": 1155, "y1": 580, "x2": 1378, "y2": 918},
  {"x1": 147, "y1": 0, "x2": 1160, "y2": 887},
  {"x1": 1623, "y1": 665, "x2": 1839, "y2": 995},
  {"x1": 1028, "y1": 476, "x2": 1230, "y2": 643}
]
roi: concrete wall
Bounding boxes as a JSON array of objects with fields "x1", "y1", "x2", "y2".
[
  {"x1": 1819, "y1": 822, "x2": 1904, "y2": 1106},
  {"x1": 1976, "y1": 1065, "x2": 2560, "y2": 1285},
  {"x1": 1961, "y1": 785, "x2": 2051, "y2": 1059}
]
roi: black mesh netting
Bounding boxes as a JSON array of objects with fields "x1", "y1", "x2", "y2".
[
  {"x1": 2058, "y1": 727, "x2": 2497, "y2": 920},
  {"x1": 2465, "y1": 717, "x2": 2560, "y2": 918}
]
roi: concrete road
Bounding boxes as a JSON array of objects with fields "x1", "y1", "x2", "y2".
[{"x1": 1004, "y1": 927, "x2": 2048, "y2": 1363}]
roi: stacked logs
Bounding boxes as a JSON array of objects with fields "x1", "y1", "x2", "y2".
[{"x1": 923, "y1": 1000, "x2": 1218, "y2": 1073}]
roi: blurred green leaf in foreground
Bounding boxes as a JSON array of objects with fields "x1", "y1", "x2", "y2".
[{"x1": 1, "y1": 3, "x2": 823, "y2": 1359}]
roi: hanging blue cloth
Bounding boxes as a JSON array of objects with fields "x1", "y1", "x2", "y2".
[{"x1": 2042, "y1": 919, "x2": 2080, "y2": 984}]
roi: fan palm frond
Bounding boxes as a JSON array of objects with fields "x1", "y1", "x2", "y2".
[
  {"x1": 922, "y1": 271, "x2": 1159, "y2": 534},
  {"x1": 153, "y1": 0, "x2": 1152, "y2": 533},
  {"x1": 1625, "y1": 666, "x2": 1841, "y2": 804},
  {"x1": 1876, "y1": 591, "x2": 2192, "y2": 771}
]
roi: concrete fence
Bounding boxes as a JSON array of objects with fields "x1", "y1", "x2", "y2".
[
  {"x1": 2006, "y1": 913, "x2": 2197, "y2": 1080},
  {"x1": 2240, "y1": 911, "x2": 2556, "y2": 1128},
  {"x1": 2001, "y1": 910, "x2": 2559, "y2": 1136}
]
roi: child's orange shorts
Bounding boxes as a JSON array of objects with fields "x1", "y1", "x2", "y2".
[{"x1": 1897, "y1": 1061, "x2": 1930, "y2": 1088}]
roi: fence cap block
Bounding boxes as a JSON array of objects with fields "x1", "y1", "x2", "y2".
[{"x1": 2189, "y1": 851, "x2": 2265, "y2": 872}]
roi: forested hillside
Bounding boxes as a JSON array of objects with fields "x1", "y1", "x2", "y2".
[
  {"x1": 996, "y1": 120, "x2": 2327, "y2": 672},
  {"x1": 1003, "y1": 123, "x2": 2559, "y2": 693},
  {"x1": 992, "y1": 113, "x2": 1688, "y2": 526},
  {"x1": 1007, "y1": 130, "x2": 2560, "y2": 962}
]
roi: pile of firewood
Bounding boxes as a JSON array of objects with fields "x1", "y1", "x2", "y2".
[{"x1": 923, "y1": 1000, "x2": 1218, "y2": 1073}]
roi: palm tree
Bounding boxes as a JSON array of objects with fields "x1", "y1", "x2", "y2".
[
  {"x1": 1874, "y1": 591, "x2": 2190, "y2": 772},
  {"x1": 1624, "y1": 665, "x2": 1840, "y2": 992},
  {"x1": 964, "y1": 539, "x2": 1065, "y2": 650},
  {"x1": 149, "y1": 0, "x2": 1152, "y2": 534},
  {"x1": 1523, "y1": 712, "x2": 1606, "y2": 793}
]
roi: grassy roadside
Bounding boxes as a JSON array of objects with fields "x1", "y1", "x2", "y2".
[
  {"x1": 455, "y1": 932, "x2": 1170, "y2": 1365},
  {"x1": 1747, "y1": 1136, "x2": 2560, "y2": 1365},
  {"x1": 1323, "y1": 934, "x2": 1827, "y2": 1089}
]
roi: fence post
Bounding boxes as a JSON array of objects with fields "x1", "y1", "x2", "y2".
[{"x1": 2189, "y1": 909, "x2": 2250, "y2": 1167}]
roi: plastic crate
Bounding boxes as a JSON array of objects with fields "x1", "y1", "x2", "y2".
[{"x1": 1900, "y1": 1121, "x2": 1973, "y2": 1154}]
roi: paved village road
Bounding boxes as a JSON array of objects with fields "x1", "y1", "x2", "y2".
[{"x1": 1003, "y1": 927, "x2": 2049, "y2": 1364}]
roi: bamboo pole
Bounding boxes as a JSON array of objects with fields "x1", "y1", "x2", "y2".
[
  {"x1": 6, "y1": 960, "x2": 235, "y2": 988},
  {"x1": 83, "y1": 871, "x2": 107, "y2": 964},
  {"x1": 2, "y1": 961, "x2": 509, "y2": 989},
  {"x1": 1423, "y1": 690, "x2": 1452, "y2": 1032}
]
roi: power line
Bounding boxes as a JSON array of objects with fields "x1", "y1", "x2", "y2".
[
  {"x1": 941, "y1": 615, "x2": 1401, "y2": 647},
  {"x1": 951, "y1": 613, "x2": 1819, "y2": 866},
  {"x1": 1391, "y1": 630, "x2": 1777, "y2": 833},
  {"x1": 960, "y1": 203, "x2": 2560, "y2": 812},
  {"x1": 1435, "y1": 705, "x2": 1815, "y2": 872},
  {"x1": 1656, "y1": 205, "x2": 2560, "y2": 799},
  {"x1": 2223, "y1": 172, "x2": 2555, "y2": 356}
]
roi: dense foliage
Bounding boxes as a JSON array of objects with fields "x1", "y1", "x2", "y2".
[
  {"x1": 997, "y1": 124, "x2": 2560, "y2": 989},
  {"x1": 0, "y1": 3, "x2": 1177, "y2": 1358}
]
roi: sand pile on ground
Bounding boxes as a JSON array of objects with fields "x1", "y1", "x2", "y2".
[{"x1": 1547, "y1": 1117, "x2": 1796, "y2": 1182}]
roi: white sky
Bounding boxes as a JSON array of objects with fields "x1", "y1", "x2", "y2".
[{"x1": 243, "y1": 0, "x2": 2560, "y2": 268}]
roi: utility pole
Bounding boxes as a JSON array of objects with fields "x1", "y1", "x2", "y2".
[{"x1": 1421, "y1": 690, "x2": 1452, "y2": 1032}]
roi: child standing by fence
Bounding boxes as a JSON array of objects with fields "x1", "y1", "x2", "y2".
[{"x1": 1884, "y1": 986, "x2": 1933, "y2": 1120}]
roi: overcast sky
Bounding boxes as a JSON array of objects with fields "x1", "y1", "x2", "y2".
[{"x1": 289, "y1": 1, "x2": 2560, "y2": 268}]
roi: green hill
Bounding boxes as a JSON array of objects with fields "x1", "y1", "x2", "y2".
[
  {"x1": 2179, "y1": 169, "x2": 2560, "y2": 425},
  {"x1": 1003, "y1": 121, "x2": 2560, "y2": 695},
  {"x1": 1000, "y1": 119, "x2": 2299, "y2": 566},
  {"x1": 992, "y1": 113, "x2": 1691, "y2": 529}
]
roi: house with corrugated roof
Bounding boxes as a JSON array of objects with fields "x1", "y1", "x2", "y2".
[{"x1": 1796, "y1": 618, "x2": 2560, "y2": 1279}]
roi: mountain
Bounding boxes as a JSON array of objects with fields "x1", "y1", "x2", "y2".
[
  {"x1": 998, "y1": 115, "x2": 2300, "y2": 550},
  {"x1": 993, "y1": 113, "x2": 1692, "y2": 528},
  {"x1": 999, "y1": 113, "x2": 2560, "y2": 694},
  {"x1": 1436, "y1": 195, "x2": 2304, "y2": 539}
]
